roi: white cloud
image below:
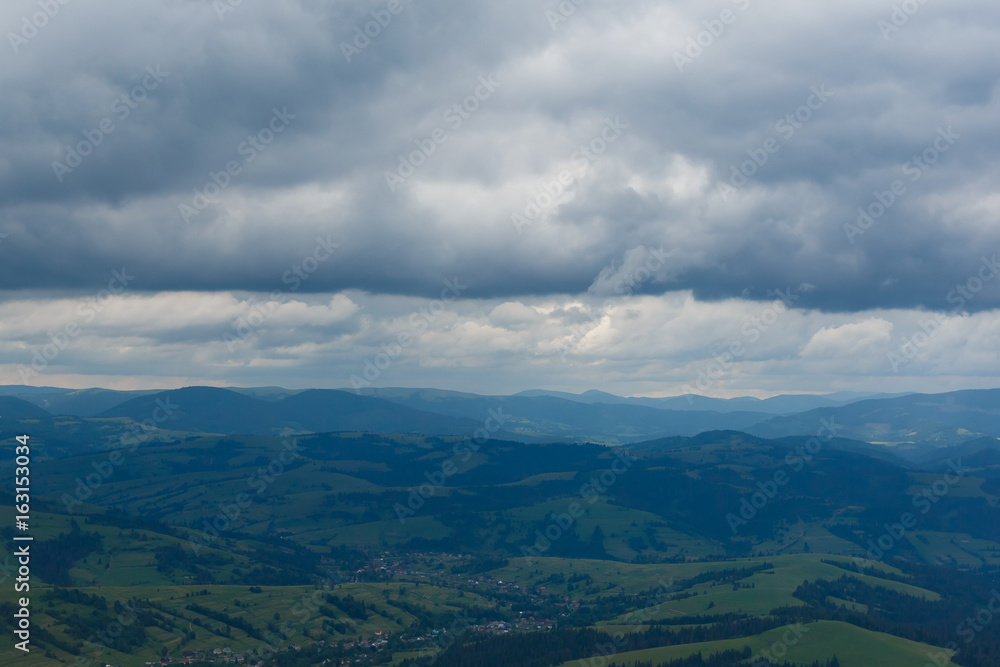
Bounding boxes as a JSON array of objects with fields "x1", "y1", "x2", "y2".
[
  {"x1": 2, "y1": 288, "x2": 999, "y2": 397},
  {"x1": 801, "y1": 318, "x2": 894, "y2": 359}
]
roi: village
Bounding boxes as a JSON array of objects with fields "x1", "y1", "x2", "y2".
[{"x1": 108, "y1": 552, "x2": 580, "y2": 666}]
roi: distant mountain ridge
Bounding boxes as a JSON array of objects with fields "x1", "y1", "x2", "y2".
[
  {"x1": 512, "y1": 388, "x2": 912, "y2": 414},
  {"x1": 746, "y1": 389, "x2": 1000, "y2": 450},
  {"x1": 351, "y1": 387, "x2": 768, "y2": 442},
  {"x1": 1, "y1": 384, "x2": 997, "y2": 452},
  {"x1": 0, "y1": 384, "x2": 909, "y2": 417},
  {"x1": 96, "y1": 386, "x2": 489, "y2": 437}
]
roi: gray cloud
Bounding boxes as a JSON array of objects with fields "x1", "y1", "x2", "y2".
[
  {"x1": 2, "y1": 1, "x2": 998, "y2": 310},
  {"x1": 1, "y1": 0, "x2": 999, "y2": 392}
]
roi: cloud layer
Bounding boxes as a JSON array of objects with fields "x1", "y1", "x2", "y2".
[{"x1": 2, "y1": 0, "x2": 998, "y2": 393}]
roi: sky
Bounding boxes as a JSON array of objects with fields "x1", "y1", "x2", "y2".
[{"x1": 1, "y1": 0, "x2": 999, "y2": 397}]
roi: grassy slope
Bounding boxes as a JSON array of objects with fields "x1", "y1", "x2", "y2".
[
  {"x1": 490, "y1": 554, "x2": 938, "y2": 619},
  {"x1": 0, "y1": 582, "x2": 492, "y2": 667},
  {"x1": 554, "y1": 620, "x2": 957, "y2": 667}
]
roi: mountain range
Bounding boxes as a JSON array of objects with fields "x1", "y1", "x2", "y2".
[{"x1": 2, "y1": 384, "x2": 998, "y2": 457}]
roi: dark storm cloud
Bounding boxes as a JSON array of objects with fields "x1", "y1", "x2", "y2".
[{"x1": 1, "y1": 0, "x2": 999, "y2": 313}]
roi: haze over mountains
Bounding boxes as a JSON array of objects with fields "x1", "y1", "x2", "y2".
[
  {"x1": 511, "y1": 388, "x2": 912, "y2": 414},
  {"x1": 3, "y1": 384, "x2": 999, "y2": 458}
]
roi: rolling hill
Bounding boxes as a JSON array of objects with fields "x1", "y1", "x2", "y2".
[
  {"x1": 746, "y1": 388, "x2": 1000, "y2": 451},
  {"x1": 0, "y1": 395, "x2": 53, "y2": 419}
]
